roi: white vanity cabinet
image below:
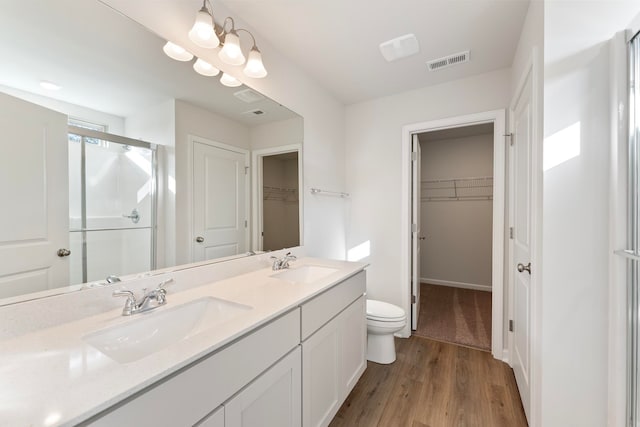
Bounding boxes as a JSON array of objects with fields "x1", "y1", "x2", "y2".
[
  {"x1": 84, "y1": 269, "x2": 366, "y2": 427},
  {"x1": 301, "y1": 271, "x2": 367, "y2": 427}
]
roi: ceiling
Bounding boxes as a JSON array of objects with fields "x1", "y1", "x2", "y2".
[
  {"x1": 1, "y1": 0, "x2": 532, "y2": 120},
  {"x1": 219, "y1": 0, "x2": 531, "y2": 104}
]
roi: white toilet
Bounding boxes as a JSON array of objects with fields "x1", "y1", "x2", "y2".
[{"x1": 366, "y1": 299, "x2": 407, "y2": 364}]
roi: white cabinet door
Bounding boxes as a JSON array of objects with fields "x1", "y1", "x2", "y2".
[
  {"x1": 302, "y1": 315, "x2": 341, "y2": 427},
  {"x1": 226, "y1": 347, "x2": 301, "y2": 427},
  {"x1": 339, "y1": 297, "x2": 367, "y2": 395},
  {"x1": 302, "y1": 296, "x2": 366, "y2": 427}
]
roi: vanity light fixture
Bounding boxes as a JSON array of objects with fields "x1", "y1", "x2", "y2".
[
  {"x1": 220, "y1": 72, "x2": 242, "y2": 87},
  {"x1": 163, "y1": 41, "x2": 193, "y2": 61},
  {"x1": 187, "y1": 0, "x2": 268, "y2": 78},
  {"x1": 193, "y1": 58, "x2": 220, "y2": 76}
]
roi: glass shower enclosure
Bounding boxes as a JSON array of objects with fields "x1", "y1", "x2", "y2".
[{"x1": 68, "y1": 125, "x2": 156, "y2": 284}]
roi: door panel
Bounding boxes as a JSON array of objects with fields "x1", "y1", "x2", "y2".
[
  {"x1": 411, "y1": 134, "x2": 422, "y2": 329},
  {"x1": 192, "y1": 141, "x2": 248, "y2": 262},
  {"x1": 225, "y1": 348, "x2": 301, "y2": 427},
  {"x1": 511, "y1": 70, "x2": 533, "y2": 421},
  {"x1": 0, "y1": 93, "x2": 69, "y2": 298}
]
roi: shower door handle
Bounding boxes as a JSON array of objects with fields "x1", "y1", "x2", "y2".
[
  {"x1": 57, "y1": 248, "x2": 71, "y2": 257},
  {"x1": 123, "y1": 208, "x2": 140, "y2": 224}
]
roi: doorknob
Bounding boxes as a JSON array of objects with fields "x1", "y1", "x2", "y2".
[
  {"x1": 419, "y1": 236, "x2": 426, "y2": 240},
  {"x1": 57, "y1": 248, "x2": 71, "y2": 257},
  {"x1": 195, "y1": 236, "x2": 204, "y2": 243},
  {"x1": 517, "y1": 262, "x2": 531, "y2": 274}
]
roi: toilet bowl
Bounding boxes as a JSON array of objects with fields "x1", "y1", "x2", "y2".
[{"x1": 366, "y1": 299, "x2": 407, "y2": 364}]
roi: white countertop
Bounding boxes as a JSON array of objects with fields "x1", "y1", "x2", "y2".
[{"x1": 0, "y1": 257, "x2": 366, "y2": 427}]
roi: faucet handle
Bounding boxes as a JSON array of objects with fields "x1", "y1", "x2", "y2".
[
  {"x1": 113, "y1": 289, "x2": 137, "y2": 315},
  {"x1": 154, "y1": 278, "x2": 174, "y2": 304},
  {"x1": 157, "y1": 278, "x2": 174, "y2": 290},
  {"x1": 113, "y1": 289, "x2": 135, "y2": 299}
]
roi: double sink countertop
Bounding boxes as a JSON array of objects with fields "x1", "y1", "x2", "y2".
[{"x1": 0, "y1": 257, "x2": 366, "y2": 427}]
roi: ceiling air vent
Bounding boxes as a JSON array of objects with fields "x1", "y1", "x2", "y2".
[
  {"x1": 233, "y1": 88, "x2": 265, "y2": 103},
  {"x1": 427, "y1": 50, "x2": 470, "y2": 72}
]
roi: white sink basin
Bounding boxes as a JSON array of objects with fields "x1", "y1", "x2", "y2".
[
  {"x1": 84, "y1": 297, "x2": 252, "y2": 363},
  {"x1": 271, "y1": 265, "x2": 339, "y2": 284}
]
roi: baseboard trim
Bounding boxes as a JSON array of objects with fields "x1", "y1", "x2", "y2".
[{"x1": 420, "y1": 278, "x2": 492, "y2": 292}]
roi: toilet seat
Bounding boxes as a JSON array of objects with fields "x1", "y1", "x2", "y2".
[
  {"x1": 367, "y1": 318, "x2": 406, "y2": 330},
  {"x1": 366, "y1": 299, "x2": 406, "y2": 322}
]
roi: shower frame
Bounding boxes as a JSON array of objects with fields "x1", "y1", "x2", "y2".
[{"x1": 68, "y1": 125, "x2": 158, "y2": 283}]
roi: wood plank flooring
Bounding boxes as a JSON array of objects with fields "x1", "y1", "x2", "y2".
[{"x1": 329, "y1": 336, "x2": 528, "y2": 427}]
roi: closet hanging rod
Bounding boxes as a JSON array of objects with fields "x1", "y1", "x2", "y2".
[{"x1": 310, "y1": 188, "x2": 350, "y2": 198}]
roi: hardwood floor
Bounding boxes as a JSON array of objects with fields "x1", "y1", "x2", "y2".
[{"x1": 329, "y1": 336, "x2": 528, "y2": 427}]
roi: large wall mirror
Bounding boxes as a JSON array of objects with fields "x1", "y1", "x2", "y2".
[{"x1": 0, "y1": 0, "x2": 303, "y2": 304}]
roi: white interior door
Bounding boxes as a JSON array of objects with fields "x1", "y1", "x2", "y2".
[
  {"x1": 192, "y1": 140, "x2": 248, "y2": 262},
  {"x1": 411, "y1": 134, "x2": 422, "y2": 330},
  {"x1": 0, "y1": 93, "x2": 69, "y2": 298},
  {"x1": 510, "y1": 69, "x2": 533, "y2": 421}
]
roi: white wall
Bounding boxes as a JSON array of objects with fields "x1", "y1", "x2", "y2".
[
  {"x1": 250, "y1": 117, "x2": 304, "y2": 151},
  {"x1": 0, "y1": 84, "x2": 125, "y2": 134},
  {"x1": 542, "y1": 1, "x2": 640, "y2": 426},
  {"x1": 419, "y1": 131, "x2": 493, "y2": 289},
  {"x1": 345, "y1": 68, "x2": 511, "y2": 336}
]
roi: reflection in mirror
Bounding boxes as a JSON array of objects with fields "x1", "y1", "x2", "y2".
[{"x1": 0, "y1": 0, "x2": 303, "y2": 304}]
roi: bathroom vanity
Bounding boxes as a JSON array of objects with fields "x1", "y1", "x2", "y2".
[{"x1": 0, "y1": 252, "x2": 367, "y2": 427}]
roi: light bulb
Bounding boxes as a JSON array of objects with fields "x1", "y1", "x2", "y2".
[
  {"x1": 220, "y1": 72, "x2": 242, "y2": 87},
  {"x1": 218, "y1": 30, "x2": 245, "y2": 66},
  {"x1": 188, "y1": 8, "x2": 219, "y2": 49},
  {"x1": 162, "y1": 41, "x2": 193, "y2": 62},
  {"x1": 193, "y1": 58, "x2": 220, "y2": 76},
  {"x1": 243, "y1": 47, "x2": 267, "y2": 78}
]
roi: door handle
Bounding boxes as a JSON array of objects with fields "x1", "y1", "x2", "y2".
[
  {"x1": 57, "y1": 248, "x2": 71, "y2": 257},
  {"x1": 195, "y1": 236, "x2": 204, "y2": 243},
  {"x1": 123, "y1": 208, "x2": 140, "y2": 224},
  {"x1": 517, "y1": 262, "x2": 531, "y2": 274},
  {"x1": 418, "y1": 236, "x2": 426, "y2": 240}
]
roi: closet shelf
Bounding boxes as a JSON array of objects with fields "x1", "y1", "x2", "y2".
[
  {"x1": 421, "y1": 176, "x2": 493, "y2": 201},
  {"x1": 263, "y1": 185, "x2": 298, "y2": 202}
]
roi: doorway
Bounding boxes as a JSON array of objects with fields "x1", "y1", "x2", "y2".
[
  {"x1": 401, "y1": 110, "x2": 506, "y2": 359},
  {"x1": 252, "y1": 145, "x2": 303, "y2": 251},
  {"x1": 413, "y1": 124, "x2": 495, "y2": 351}
]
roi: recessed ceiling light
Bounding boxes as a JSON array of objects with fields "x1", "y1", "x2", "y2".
[
  {"x1": 40, "y1": 80, "x2": 61, "y2": 91},
  {"x1": 379, "y1": 34, "x2": 420, "y2": 62}
]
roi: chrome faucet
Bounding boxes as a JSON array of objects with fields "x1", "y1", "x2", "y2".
[
  {"x1": 270, "y1": 252, "x2": 297, "y2": 271},
  {"x1": 112, "y1": 278, "x2": 174, "y2": 316}
]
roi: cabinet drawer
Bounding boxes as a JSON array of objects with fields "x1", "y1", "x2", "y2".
[
  {"x1": 87, "y1": 308, "x2": 300, "y2": 427},
  {"x1": 300, "y1": 271, "x2": 365, "y2": 340}
]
